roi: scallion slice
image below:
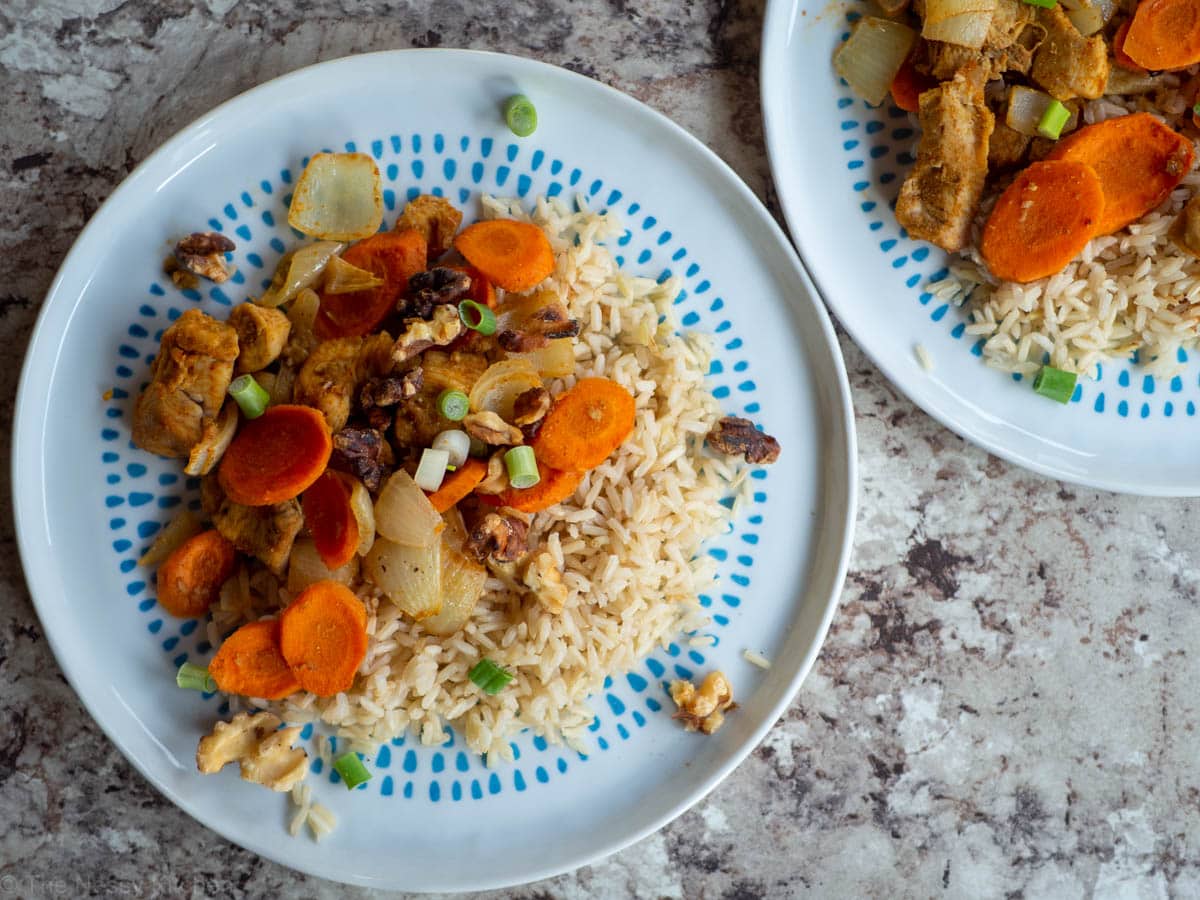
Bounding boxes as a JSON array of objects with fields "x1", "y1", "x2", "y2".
[
  {"x1": 437, "y1": 389, "x2": 470, "y2": 421},
  {"x1": 333, "y1": 751, "x2": 372, "y2": 790},
  {"x1": 176, "y1": 661, "x2": 216, "y2": 692},
  {"x1": 504, "y1": 446, "x2": 540, "y2": 490},
  {"x1": 432, "y1": 429, "x2": 471, "y2": 467},
  {"x1": 1033, "y1": 365, "x2": 1077, "y2": 404},
  {"x1": 458, "y1": 299, "x2": 497, "y2": 335},
  {"x1": 469, "y1": 658, "x2": 515, "y2": 695},
  {"x1": 414, "y1": 447, "x2": 450, "y2": 492},
  {"x1": 1021, "y1": 0, "x2": 1056, "y2": 8},
  {"x1": 1036, "y1": 99, "x2": 1071, "y2": 140},
  {"x1": 228, "y1": 374, "x2": 270, "y2": 419},
  {"x1": 503, "y1": 94, "x2": 538, "y2": 137},
  {"x1": 1194, "y1": 102, "x2": 1200, "y2": 117}
]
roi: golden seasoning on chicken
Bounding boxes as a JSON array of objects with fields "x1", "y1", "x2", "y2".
[
  {"x1": 393, "y1": 194, "x2": 464, "y2": 261},
  {"x1": 895, "y1": 72, "x2": 994, "y2": 252},
  {"x1": 132, "y1": 308, "x2": 239, "y2": 458},
  {"x1": 229, "y1": 302, "x2": 291, "y2": 374},
  {"x1": 1030, "y1": 6, "x2": 1109, "y2": 101},
  {"x1": 211, "y1": 495, "x2": 304, "y2": 575}
]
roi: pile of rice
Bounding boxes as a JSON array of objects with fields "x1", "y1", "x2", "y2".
[
  {"x1": 209, "y1": 195, "x2": 747, "y2": 760},
  {"x1": 937, "y1": 71, "x2": 1200, "y2": 380}
]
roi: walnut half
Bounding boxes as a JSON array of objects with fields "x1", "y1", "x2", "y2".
[
  {"x1": 669, "y1": 671, "x2": 736, "y2": 735},
  {"x1": 196, "y1": 711, "x2": 309, "y2": 792}
]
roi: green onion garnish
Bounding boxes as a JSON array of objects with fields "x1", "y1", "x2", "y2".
[
  {"x1": 504, "y1": 445, "x2": 540, "y2": 490},
  {"x1": 1021, "y1": 0, "x2": 1056, "y2": 8},
  {"x1": 458, "y1": 299, "x2": 497, "y2": 335},
  {"x1": 332, "y1": 751, "x2": 372, "y2": 790},
  {"x1": 503, "y1": 94, "x2": 538, "y2": 137},
  {"x1": 1193, "y1": 102, "x2": 1200, "y2": 117},
  {"x1": 469, "y1": 658, "x2": 515, "y2": 695},
  {"x1": 1036, "y1": 99, "x2": 1071, "y2": 140},
  {"x1": 437, "y1": 389, "x2": 470, "y2": 421},
  {"x1": 1033, "y1": 365, "x2": 1077, "y2": 404},
  {"x1": 228, "y1": 374, "x2": 270, "y2": 419},
  {"x1": 176, "y1": 662, "x2": 216, "y2": 692}
]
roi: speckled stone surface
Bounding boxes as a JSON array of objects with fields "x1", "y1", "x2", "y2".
[{"x1": 3, "y1": 2, "x2": 1200, "y2": 898}]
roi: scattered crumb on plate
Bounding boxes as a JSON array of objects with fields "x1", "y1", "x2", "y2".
[
  {"x1": 914, "y1": 343, "x2": 933, "y2": 372},
  {"x1": 743, "y1": 649, "x2": 771, "y2": 669}
]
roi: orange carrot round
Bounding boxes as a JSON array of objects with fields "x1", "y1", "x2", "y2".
[
  {"x1": 316, "y1": 229, "x2": 428, "y2": 338},
  {"x1": 156, "y1": 529, "x2": 237, "y2": 618},
  {"x1": 302, "y1": 471, "x2": 360, "y2": 569},
  {"x1": 426, "y1": 458, "x2": 488, "y2": 512},
  {"x1": 1123, "y1": 0, "x2": 1200, "y2": 72},
  {"x1": 1046, "y1": 113, "x2": 1194, "y2": 235},
  {"x1": 218, "y1": 404, "x2": 332, "y2": 506},
  {"x1": 531, "y1": 377, "x2": 636, "y2": 472},
  {"x1": 209, "y1": 619, "x2": 300, "y2": 700},
  {"x1": 890, "y1": 56, "x2": 934, "y2": 114},
  {"x1": 279, "y1": 580, "x2": 368, "y2": 697},
  {"x1": 1112, "y1": 20, "x2": 1147, "y2": 73},
  {"x1": 454, "y1": 220, "x2": 555, "y2": 293},
  {"x1": 494, "y1": 463, "x2": 583, "y2": 513},
  {"x1": 980, "y1": 160, "x2": 1105, "y2": 283}
]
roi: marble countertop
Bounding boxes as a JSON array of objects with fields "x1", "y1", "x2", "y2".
[{"x1": 3, "y1": 1, "x2": 1198, "y2": 897}]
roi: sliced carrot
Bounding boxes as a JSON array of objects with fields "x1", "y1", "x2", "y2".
[
  {"x1": 891, "y1": 56, "x2": 934, "y2": 114},
  {"x1": 301, "y1": 471, "x2": 359, "y2": 569},
  {"x1": 426, "y1": 458, "x2": 488, "y2": 513},
  {"x1": 279, "y1": 580, "x2": 368, "y2": 697},
  {"x1": 315, "y1": 229, "x2": 427, "y2": 338},
  {"x1": 454, "y1": 220, "x2": 555, "y2": 293},
  {"x1": 209, "y1": 619, "x2": 300, "y2": 700},
  {"x1": 156, "y1": 529, "x2": 237, "y2": 618},
  {"x1": 1123, "y1": 0, "x2": 1200, "y2": 72},
  {"x1": 980, "y1": 160, "x2": 1105, "y2": 283},
  {"x1": 218, "y1": 404, "x2": 332, "y2": 506},
  {"x1": 1112, "y1": 20, "x2": 1147, "y2": 73},
  {"x1": 531, "y1": 377, "x2": 637, "y2": 472},
  {"x1": 493, "y1": 463, "x2": 583, "y2": 513},
  {"x1": 1046, "y1": 113, "x2": 1194, "y2": 235}
]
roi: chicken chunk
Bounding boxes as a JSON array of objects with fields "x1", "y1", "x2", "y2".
[
  {"x1": 926, "y1": 0, "x2": 1039, "y2": 81},
  {"x1": 197, "y1": 711, "x2": 308, "y2": 792},
  {"x1": 895, "y1": 73, "x2": 995, "y2": 252},
  {"x1": 669, "y1": 671, "x2": 736, "y2": 735},
  {"x1": 294, "y1": 333, "x2": 395, "y2": 433},
  {"x1": 395, "y1": 195, "x2": 463, "y2": 261},
  {"x1": 229, "y1": 303, "x2": 291, "y2": 374},
  {"x1": 392, "y1": 350, "x2": 489, "y2": 449},
  {"x1": 132, "y1": 309, "x2": 239, "y2": 458},
  {"x1": 212, "y1": 495, "x2": 303, "y2": 575},
  {"x1": 1171, "y1": 196, "x2": 1200, "y2": 259},
  {"x1": 1030, "y1": 5, "x2": 1109, "y2": 101},
  {"x1": 988, "y1": 119, "x2": 1033, "y2": 171}
]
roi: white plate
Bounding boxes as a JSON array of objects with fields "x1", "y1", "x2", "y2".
[
  {"x1": 763, "y1": 0, "x2": 1200, "y2": 496},
  {"x1": 12, "y1": 50, "x2": 855, "y2": 891}
]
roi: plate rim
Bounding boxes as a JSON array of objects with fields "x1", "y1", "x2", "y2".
[
  {"x1": 13, "y1": 47, "x2": 858, "y2": 890},
  {"x1": 759, "y1": 0, "x2": 1199, "y2": 498}
]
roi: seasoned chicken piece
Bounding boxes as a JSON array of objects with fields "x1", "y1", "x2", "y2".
[
  {"x1": 212, "y1": 496, "x2": 303, "y2": 575},
  {"x1": 184, "y1": 399, "x2": 238, "y2": 476},
  {"x1": 132, "y1": 309, "x2": 239, "y2": 458},
  {"x1": 395, "y1": 195, "x2": 463, "y2": 261},
  {"x1": 294, "y1": 333, "x2": 395, "y2": 433},
  {"x1": 1171, "y1": 196, "x2": 1200, "y2": 259},
  {"x1": 988, "y1": 119, "x2": 1033, "y2": 170},
  {"x1": 926, "y1": 0, "x2": 1040, "y2": 81},
  {"x1": 230, "y1": 303, "x2": 291, "y2": 374},
  {"x1": 896, "y1": 73, "x2": 995, "y2": 252},
  {"x1": 393, "y1": 350, "x2": 489, "y2": 448},
  {"x1": 197, "y1": 711, "x2": 308, "y2": 792},
  {"x1": 670, "y1": 671, "x2": 736, "y2": 735},
  {"x1": 1030, "y1": 6, "x2": 1109, "y2": 101}
]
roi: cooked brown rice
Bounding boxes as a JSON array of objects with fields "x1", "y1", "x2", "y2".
[{"x1": 209, "y1": 194, "x2": 746, "y2": 759}]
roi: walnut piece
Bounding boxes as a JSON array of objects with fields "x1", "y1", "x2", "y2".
[
  {"x1": 196, "y1": 711, "x2": 309, "y2": 792},
  {"x1": 464, "y1": 511, "x2": 529, "y2": 563},
  {"x1": 473, "y1": 451, "x2": 509, "y2": 495},
  {"x1": 706, "y1": 416, "x2": 781, "y2": 464},
  {"x1": 463, "y1": 410, "x2": 524, "y2": 447},
  {"x1": 174, "y1": 231, "x2": 236, "y2": 283},
  {"x1": 522, "y1": 550, "x2": 569, "y2": 612},
  {"x1": 329, "y1": 426, "x2": 392, "y2": 492},
  {"x1": 404, "y1": 267, "x2": 472, "y2": 319},
  {"x1": 512, "y1": 387, "x2": 551, "y2": 426},
  {"x1": 669, "y1": 671, "x2": 736, "y2": 735},
  {"x1": 392, "y1": 305, "x2": 464, "y2": 364},
  {"x1": 497, "y1": 302, "x2": 581, "y2": 353}
]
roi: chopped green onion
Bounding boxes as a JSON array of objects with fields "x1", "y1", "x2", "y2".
[
  {"x1": 1193, "y1": 102, "x2": 1200, "y2": 117},
  {"x1": 469, "y1": 658, "x2": 515, "y2": 695},
  {"x1": 414, "y1": 447, "x2": 450, "y2": 492},
  {"x1": 1021, "y1": 0, "x2": 1056, "y2": 8},
  {"x1": 458, "y1": 299, "x2": 497, "y2": 335},
  {"x1": 432, "y1": 429, "x2": 471, "y2": 467},
  {"x1": 333, "y1": 751, "x2": 372, "y2": 790},
  {"x1": 1036, "y1": 99, "x2": 1071, "y2": 140},
  {"x1": 504, "y1": 446, "x2": 540, "y2": 490},
  {"x1": 438, "y1": 389, "x2": 470, "y2": 421},
  {"x1": 228, "y1": 374, "x2": 270, "y2": 419},
  {"x1": 176, "y1": 662, "x2": 216, "y2": 692},
  {"x1": 503, "y1": 94, "x2": 538, "y2": 137},
  {"x1": 1033, "y1": 365, "x2": 1077, "y2": 404}
]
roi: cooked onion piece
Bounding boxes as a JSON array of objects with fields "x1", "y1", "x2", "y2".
[
  {"x1": 287, "y1": 152, "x2": 384, "y2": 242},
  {"x1": 364, "y1": 538, "x2": 442, "y2": 620},
  {"x1": 374, "y1": 470, "x2": 443, "y2": 548},
  {"x1": 834, "y1": 17, "x2": 918, "y2": 104},
  {"x1": 258, "y1": 241, "x2": 343, "y2": 308}
]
